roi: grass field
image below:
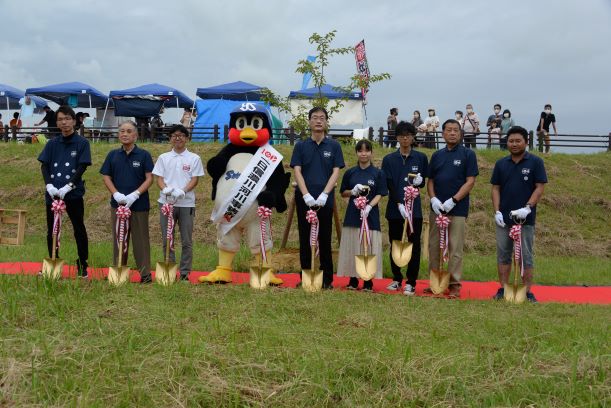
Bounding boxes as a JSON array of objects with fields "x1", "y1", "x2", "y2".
[{"x1": 1, "y1": 275, "x2": 609, "y2": 407}]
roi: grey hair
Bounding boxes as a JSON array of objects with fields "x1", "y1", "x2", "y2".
[{"x1": 118, "y1": 120, "x2": 138, "y2": 130}]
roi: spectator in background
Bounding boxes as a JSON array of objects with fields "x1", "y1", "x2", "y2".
[
  {"x1": 180, "y1": 107, "x2": 196, "y2": 129},
  {"x1": 423, "y1": 107, "x2": 440, "y2": 148},
  {"x1": 500, "y1": 109, "x2": 515, "y2": 150},
  {"x1": 151, "y1": 112, "x2": 165, "y2": 142},
  {"x1": 386, "y1": 107, "x2": 399, "y2": 148},
  {"x1": 0, "y1": 113, "x2": 4, "y2": 142},
  {"x1": 487, "y1": 103, "x2": 503, "y2": 149},
  {"x1": 9, "y1": 112, "x2": 22, "y2": 141},
  {"x1": 135, "y1": 116, "x2": 151, "y2": 142},
  {"x1": 536, "y1": 104, "x2": 557, "y2": 154},
  {"x1": 462, "y1": 104, "x2": 480, "y2": 149},
  {"x1": 412, "y1": 110, "x2": 424, "y2": 147},
  {"x1": 36, "y1": 106, "x2": 57, "y2": 134}
]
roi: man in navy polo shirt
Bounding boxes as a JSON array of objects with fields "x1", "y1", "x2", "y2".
[
  {"x1": 491, "y1": 126, "x2": 547, "y2": 302},
  {"x1": 38, "y1": 105, "x2": 91, "y2": 277},
  {"x1": 290, "y1": 107, "x2": 345, "y2": 289},
  {"x1": 100, "y1": 121, "x2": 154, "y2": 283},
  {"x1": 382, "y1": 121, "x2": 428, "y2": 296},
  {"x1": 426, "y1": 119, "x2": 479, "y2": 298}
]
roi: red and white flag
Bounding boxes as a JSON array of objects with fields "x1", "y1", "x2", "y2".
[{"x1": 354, "y1": 39, "x2": 370, "y2": 103}]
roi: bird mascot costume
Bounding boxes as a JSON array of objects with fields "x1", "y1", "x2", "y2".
[{"x1": 199, "y1": 103, "x2": 290, "y2": 287}]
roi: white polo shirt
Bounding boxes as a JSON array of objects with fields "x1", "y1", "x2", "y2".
[{"x1": 153, "y1": 148, "x2": 205, "y2": 207}]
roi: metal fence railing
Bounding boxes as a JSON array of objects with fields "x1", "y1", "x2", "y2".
[{"x1": 2, "y1": 124, "x2": 610, "y2": 152}]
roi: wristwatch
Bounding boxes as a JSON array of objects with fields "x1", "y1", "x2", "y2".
[{"x1": 451, "y1": 196, "x2": 458, "y2": 204}]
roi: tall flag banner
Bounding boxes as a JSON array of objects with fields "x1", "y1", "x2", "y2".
[
  {"x1": 354, "y1": 40, "x2": 370, "y2": 103},
  {"x1": 301, "y1": 55, "x2": 317, "y2": 90}
]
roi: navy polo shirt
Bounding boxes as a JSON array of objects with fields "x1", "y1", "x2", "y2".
[
  {"x1": 100, "y1": 145, "x2": 154, "y2": 212},
  {"x1": 340, "y1": 165, "x2": 388, "y2": 231},
  {"x1": 290, "y1": 136, "x2": 345, "y2": 208},
  {"x1": 38, "y1": 132, "x2": 91, "y2": 204},
  {"x1": 428, "y1": 144, "x2": 479, "y2": 217},
  {"x1": 382, "y1": 149, "x2": 428, "y2": 220},
  {"x1": 490, "y1": 152, "x2": 547, "y2": 226}
]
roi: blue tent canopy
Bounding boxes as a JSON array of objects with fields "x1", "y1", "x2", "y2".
[
  {"x1": 26, "y1": 81, "x2": 109, "y2": 108},
  {"x1": 109, "y1": 83, "x2": 194, "y2": 117},
  {"x1": 196, "y1": 81, "x2": 267, "y2": 101},
  {"x1": 289, "y1": 84, "x2": 362, "y2": 100},
  {"x1": 0, "y1": 83, "x2": 48, "y2": 111}
]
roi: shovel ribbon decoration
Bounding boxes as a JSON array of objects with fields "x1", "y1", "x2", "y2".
[
  {"x1": 435, "y1": 214, "x2": 451, "y2": 263},
  {"x1": 403, "y1": 185, "x2": 419, "y2": 235},
  {"x1": 115, "y1": 205, "x2": 131, "y2": 257},
  {"x1": 306, "y1": 209, "x2": 319, "y2": 256},
  {"x1": 509, "y1": 224, "x2": 523, "y2": 277},
  {"x1": 161, "y1": 202, "x2": 175, "y2": 251},
  {"x1": 51, "y1": 199, "x2": 66, "y2": 250},
  {"x1": 257, "y1": 206, "x2": 273, "y2": 263},
  {"x1": 354, "y1": 196, "x2": 371, "y2": 249}
]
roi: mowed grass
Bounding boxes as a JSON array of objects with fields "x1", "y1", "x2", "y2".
[{"x1": 0, "y1": 275, "x2": 609, "y2": 407}]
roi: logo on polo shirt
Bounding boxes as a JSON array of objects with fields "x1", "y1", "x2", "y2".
[
  {"x1": 411, "y1": 166, "x2": 419, "y2": 172},
  {"x1": 521, "y1": 168, "x2": 530, "y2": 175},
  {"x1": 323, "y1": 151, "x2": 332, "y2": 158},
  {"x1": 70, "y1": 150, "x2": 77, "y2": 157},
  {"x1": 453, "y1": 159, "x2": 462, "y2": 166},
  {"x1": 225, "y1": 170, "x2": 240, "y2": 180},
  {"x1": 367, "y1": 179, "x2": 375, "y2": 186},
  {"x1": 183, "y1": 164, "x2": 191, "y2": 172},
  {"x1": 132, "y1": 161, "x2": 141, "y2": 168}
]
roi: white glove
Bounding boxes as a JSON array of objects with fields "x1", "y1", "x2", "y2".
[
  {"x1": 398, "y1": 203, "x2": 408, "y2": 219},
  {"x1": 315, "y1": 192, "x2": 328, "y2": 207},
  {"x1": 351, "y1": 183, "x2": 365, "y2": 196},
  {"x1": 303, "y1": 193, "x2": 316, "y2": 207},
  {"x1": 161, "y1": 186, "x2": 174, "y2": 195},
  {"x1": 494, "y1": 211, "x2": 506, "y2": 227},
  {"x1": 361, "y1": 204, "x2": 372, "y2": 219},
  {"x1": 171, "y1": 188, "x2": 185, "y2": 200},
  {"x1": 46, "y1": 183, "x2": 59, "y2": 198},
  {"x1": 57, "y1": 184, "x2": 73, "y2": 199},
  {"x1": 412, "y1": 173, "x2": 423, "y2": 186},
  {"x1": 442, "y1": 198, "x2": 456, "y2": 213},
  {"x1": 510, "y1": 206, "x2": 531, "y2": 220},
  {"x1": 430, "y1": 197, "x2": 444, "y2": 215},
  {"x1": 124, "y1": 191, "x2": 140, "y2": 208},
  {"x1": 113, "y1": 192, "x2": 127, "y2": 205}
]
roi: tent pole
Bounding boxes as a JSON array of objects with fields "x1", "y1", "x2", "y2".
[
  {"x1": 98, "y1": 98, "x2": 110, "y2": 141},
  {"x1": 89, "y1": 94, "x2": 92, "y2": 109}
]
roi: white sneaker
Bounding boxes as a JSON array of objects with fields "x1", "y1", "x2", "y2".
[
  {"x1": 386, "y1": 281, "x2": 401, "y2": 291},
  {"x1": 403, "y1": 284, "x2": 415, "y2": 296}
]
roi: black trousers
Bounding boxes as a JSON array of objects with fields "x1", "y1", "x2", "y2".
[
  {"x1": 46, "y1": 198, "x2": 89, "y2": 269},
  {"x1": 388, "y1": 217, "x2": 423, "y2": 287},
  {"x1": 295, "y1": 193, "x2": 334, "y2": 285}
]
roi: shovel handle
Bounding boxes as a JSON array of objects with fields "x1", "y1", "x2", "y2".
[{"x1": 51, "y1": 233, "x2": 57, "y2": 261}]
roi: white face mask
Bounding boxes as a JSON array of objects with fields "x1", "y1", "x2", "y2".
[
  {"x1": 503, "y1": 113, "x2": 510, "y2": 118},
  {"x1": 428, "y1": 111, "x2": 435, "y2": 117},
  {"x1": 545, "y1": 109, "x2": 552, "y2": 114},
  {"x1": 466, "y1": 108, "x2": 473, "y2": 114},
  {"x1": 455, "y1": 114, "x2": 462, "y2": 120}
]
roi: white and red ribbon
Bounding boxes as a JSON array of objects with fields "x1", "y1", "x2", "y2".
[
  {"x1": 306, "y1": 209, "x2": 319, "y2": 256},
  {"x1": 403, "y1": 185, "x2": 419, "y2": 235},
  {"x1": 435, "y1": 214, "x2": 451, "y2": 263},
  {"x1": 257, "y1": 206, "x2": 272, "y2": 263},
  {"x1": 115, "y1": 205, "x2": 131, "y2": 256},
  {"x1": 161, "y1": 202, "x2": 175, "y2": 251},
  {"x1": 509, "y1": 225, "x2": 524, "y2": 277},
  {"x1": 51, "y1": 199, "x2": 66, "y2": 250},
  {"x1": 353, "y1": 195, "x2": 371, "y2": 249}
]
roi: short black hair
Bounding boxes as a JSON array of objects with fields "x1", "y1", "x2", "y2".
[
  {"x1": 390, "y1": 107, "x2": 398, "y2": 115},
  {"x1": 13, "y1": 112, "x2": 19, "y2": 119},
  {"x1": 544, "y1": 104, "x2": 552, "y2": 109},
  {"x1": 355, "y1": 139, "x2": 373, "y2": 152},
  {"x1": 168, "y1": 124, "x2": 189, "y2": 138},
  {"x1": 494, "y1": 103, "x2": 502, "y2": 109},
  {"x1": 56, "y1": 105, "x2": 76, "y2": 120},
  {"x1": 507, "y1": 126, "x2": 528, "y2": 142},
  {"x1": 308, "y1": 106, "x2": 328, "y2": 120},
  {"x1": 455, "y1": 110, "x2": 463, "y2": 116},
  {"x1": 503, "y1": 109, "x2": 511, "y2": 117},
  {"x1": 442, "y1": 119, "x2": 461, "y2": 131},
  {"x1": 395, "y1": 121, "x2": 416, "y2": 136}
]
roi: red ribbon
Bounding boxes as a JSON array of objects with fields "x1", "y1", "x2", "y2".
[
  {"x1": 353, "y1": 195, "x2": 371, "y2": 249},
  {"x1": 435, "y1": 214, "x2": 451, "y2": 263},
  {"x1": 509, "y1": 224, "x2": 524, "y2": 277},
  {"x1": 403, "y1": 185, "x2": 419, "y2": 235},
  {"x1": 162, "y1": 202, "x2": 175, "y2": 251},
  {"x1": 51, "y1": 199, "x2": 66, "y2": 250},
  {"x1": 306, "y1": 209, "x2": 319, "y2": 256},
  {"x1": 115, "y1": 205, "x2": 131, "y2": 256},
  {"x1": 257, "y1": 206, "x2": 272, "y2": 263}
]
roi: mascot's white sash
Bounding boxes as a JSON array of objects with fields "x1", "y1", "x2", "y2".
[{"x1": 210, "y1": 144, "x2": 283, "y2": 235}]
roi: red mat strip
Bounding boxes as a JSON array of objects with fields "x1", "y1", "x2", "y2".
[{"x1": 1, "y1": 262, "x2": 609, "y2": 305}]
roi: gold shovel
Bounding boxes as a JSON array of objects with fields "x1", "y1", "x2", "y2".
[
  {"x1": 391, "y1": 173, "x2": 418, "y2": 267},
  {"x1": 108, "y1": 239, "x2": 130, "y2": 286},
  {"x1": 249, "y1": 257, "x2": 272, "y2": 289},
  {"x1": 354, "y1": 186, "x2": 376, "y2": 280},
  {"x1": 156, "y1": 234, "x2": 178, "y2": 286},
  {"x1": 41, "y1": 229, "x2": 63, "y2": 280},
  {"x1": 504, "y1": 218, "x2": 527, "y2": 304},
  {"x1": 429, "y1": 213, "x2": 450, "y2": 294},
  {"x1": 302, "y1": 205, "x2": 322, "y2": 292}
]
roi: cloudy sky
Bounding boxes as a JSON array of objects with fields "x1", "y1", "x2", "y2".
[{"x1": 1, "y1": 0, "x2": 610, "y2": 140}]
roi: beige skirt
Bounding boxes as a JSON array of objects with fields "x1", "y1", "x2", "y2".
[{"x1": 337, "y1": 226, "x2": 383, "y2": 279}]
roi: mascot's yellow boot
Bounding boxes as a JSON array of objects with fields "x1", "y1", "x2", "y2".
[{"x1": 198, "y1": 250, "x2": 234, "y2": 283}]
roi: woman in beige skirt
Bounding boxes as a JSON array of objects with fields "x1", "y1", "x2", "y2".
[{"x1": 337, "y1": 140, "x2": 388, "y2": 291}]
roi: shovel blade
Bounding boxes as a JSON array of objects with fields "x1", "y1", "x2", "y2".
[
  {"x1": 503, "y1": 283, "x2": 528, "y2": 304},
  {"x1": 155, "y1": 262, "x2": 178, "y2": 286},
  {"x1": 249, "y1": 265, "x2": 272, "y2": 289},
  {"x1": 301, "y1": 268, "x2": 322, "y2": 292},
  {"x1": 355, "y1": 254, "x2": 377, "y2": 281},
  {"x1": 108, "y1": 266, "x2": 131, "y2": 286},
  {"x1": 391, "y1": 240, "x2": 413, "y2": 267},
  {"x1": 429, "y1": 268, "x2": 450, "y2": 294},
  {"x1": 42, "y1": 258, "x2": 64, "y2": 280}
]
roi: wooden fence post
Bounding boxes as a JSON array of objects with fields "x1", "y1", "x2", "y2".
[
  {"x1": 213, "y1": 124, "x2": 219, "y2": 142},
  {"x1": 378, "y1": 127, "x2": 384, "y2": 147}
]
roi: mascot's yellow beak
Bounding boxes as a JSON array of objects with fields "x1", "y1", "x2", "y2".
[{"x1": 239, "y1": 128, "x2": 257, "y2": 144}]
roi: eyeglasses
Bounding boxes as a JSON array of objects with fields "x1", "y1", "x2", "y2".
[{"x1": 170, "y1": 134, "x2": 187, "y2": 139}]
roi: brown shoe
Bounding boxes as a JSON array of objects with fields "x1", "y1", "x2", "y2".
[{"x1": 448, "y1": 288, "x2": 460, "y2": 299}]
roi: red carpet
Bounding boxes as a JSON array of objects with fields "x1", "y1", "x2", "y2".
[{"x1": 1, "y1": 262, "x2": 609, "y2": 305}]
